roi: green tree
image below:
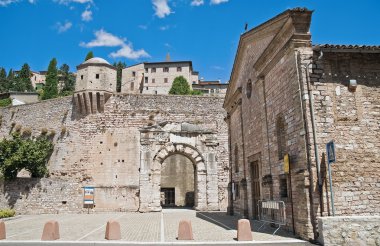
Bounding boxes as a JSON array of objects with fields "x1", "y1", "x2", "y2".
[
  {"x1": 42, "y1": 58, "x2": 59, "y2": 100},
  {"x1": 113, "y1": 61, "x2": 126, "y2": 92},
  {"x1": 15, "y1": 63, "x2": 34, "y2": 92},
  {"x1": 169, "y1": 76, "x2": 191, "y2": 95},
  {"x1": 59, "y1": 64, "x2": 76, "y2": 96},
  {"x1": 6, "y1": 69, "x2": 15, "y2": 92},
  {"x1": 0, "y1": 68, "x2": 7, "y2": 92},
  {"x1": 0, "y1": 133, "x2": 54, "y2": 180},
  {"x1": 85, "y1": 51, "x2": 94, "y2": 61}
]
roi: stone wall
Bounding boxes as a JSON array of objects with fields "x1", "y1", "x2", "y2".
[
  {"x1": 306, "y1": 50, "x2": 380, "y2": 217},
  {"x1": 0, "y1": 94, "x2": 228, "y2": 214},
  {"x1": 318, "y1": 216, "x2": 380, "y2": 245}
]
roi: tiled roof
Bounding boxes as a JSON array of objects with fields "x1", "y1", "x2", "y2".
[{"x1": 314, "y1": 44, "x2": 380, "y2": 51}]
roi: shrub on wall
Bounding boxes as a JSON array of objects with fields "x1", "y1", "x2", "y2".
[
  {"x1": 0, "y1": 209, "x2": 15, "y2": 218},
  {"x1": 0, "y1": 133, "x2": 54, "y2": 180},
  {"x1": 0, "y1": 98, "x2": 11, "y2": 107}
]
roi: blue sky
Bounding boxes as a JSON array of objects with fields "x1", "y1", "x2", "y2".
[{"x1": 0, "y1": 0, "x2": 379, "y2": 83}]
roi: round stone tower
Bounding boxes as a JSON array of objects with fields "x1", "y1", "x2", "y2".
[
  {"x1": 75, "y1": 57, "x2": 117, "y2": 92},
  {"x1": 74, "y1": 57, "x2": 117, "y2": 115}
]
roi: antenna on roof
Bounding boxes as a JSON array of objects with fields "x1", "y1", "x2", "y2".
[
  {"x1": 244, "y1": 22, "x2": 248, "y2": 31},
  {"x1": 166, "y1": 52, "x2": 171, "y2": 62}
]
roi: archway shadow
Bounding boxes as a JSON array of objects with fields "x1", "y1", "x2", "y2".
[{"x1": 3, "y1": 177, "x2": 40, "y2": 208}]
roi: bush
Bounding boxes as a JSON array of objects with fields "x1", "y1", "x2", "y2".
[
  {"x1": 0, "y1": 133, "x2": 54, "y2": 179},
  {"x1": 41, "y1": 128, "x2": 48, "y2": 135},
  {"x1": 22, "y1": 128, "x2": 32, "y2": 137},
  {"x1": 0, "y1": 98, "x2": 11, "y2": 107},
  {"x1": 0, "y1": 209, "x2": 15, "y2": 218}
]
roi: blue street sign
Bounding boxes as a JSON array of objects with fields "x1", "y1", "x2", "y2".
[{"x1": 326, "y1": 140, "x2": 335, "y2": 164}]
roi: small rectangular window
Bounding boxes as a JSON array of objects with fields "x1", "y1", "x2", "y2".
[
  {"x1": 132, "y1": 71, "x2": 136, "y2": 77},
  {"x1": 152, "y1": 78, "x2": 155, "y2": 83},
  {"x1": 96, "y1": 74, "x2": 99, "y2": 79},
  {"x1": 279, "y1": 175, "x2": 288, "y2": 198},
  {"x1": 164, "y1": 78, "x2": 168, "y2": 83},
  {"x1": 177, "y1": 67, "x2": 182, "y2": 72},
  {"x1": 145, "y1": 77, "x2": 148, "y2": 83},
  {"x1": 81, "y1": 75, "x2": 84, "y2": 80},
  {"x1": 146, "y1": 87, "x2": 148, "y2": 90},
  {"x1": 152, "y1": 68, "x2": 156, "y2": 73},
  {"x1": 145, "y1": 68, "x2": 148, "y2": 73},
  {"x1": 130, "y1": 82, "x2": 134, "y2": 91},
  {"x1": 163, "y1": 67, "x2": 169, "y2": 72}
]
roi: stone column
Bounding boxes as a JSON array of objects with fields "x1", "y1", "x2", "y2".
[{"x1": 206, "y1": 152, "x2": 219, "y2": 211}]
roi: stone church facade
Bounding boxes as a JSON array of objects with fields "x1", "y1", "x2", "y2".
[
  {"x1": 224, "y1": 8, "x2": 380, "y2": 241},
  {"x1": 0, "y1": 58, "x2": 229, "y2": 213}
]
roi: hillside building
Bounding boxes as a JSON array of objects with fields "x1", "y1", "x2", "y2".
[{"x1": 121, "y1": 61, "x2": 199, "y2": 95}]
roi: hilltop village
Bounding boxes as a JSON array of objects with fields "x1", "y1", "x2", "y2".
[{"x1": 0, "y1": 8, "x2": 379, "y2": 244}]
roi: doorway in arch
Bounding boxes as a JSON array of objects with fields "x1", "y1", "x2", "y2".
[{"x1": 160, "y1": 154, "x2": 195, "y2": 208}]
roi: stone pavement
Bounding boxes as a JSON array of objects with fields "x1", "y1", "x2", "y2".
[{"x1": 1, "y1": 209, "x2": 310, "y2": 244}]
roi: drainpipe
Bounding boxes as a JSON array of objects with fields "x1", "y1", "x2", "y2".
[
  {"x1": 295, "y1": 51, "x2": 317, "y2": 240},
  {"x1": 261, "y1": 78, "x2": 274, "y2": 199},
  {"x1": 238, "y1": 99, "x2": 249, "y2": 218},
  {"x1": 225, "y1": 114, "x2": 234, "y2": 215}
]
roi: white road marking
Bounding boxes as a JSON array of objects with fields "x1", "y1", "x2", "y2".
[
  {"x1": 160, "y1": 211, "x2": 165, "y2": 242},
  {"x1": 76, "y1": 213, "x2": 125, "y2": 241}
]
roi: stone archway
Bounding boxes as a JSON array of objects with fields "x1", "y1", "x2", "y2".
[
  {"x1": 138, "y1": 123, "x2": 220, "y2": 212},
  {"x1": 152, "y1": 143, "x2": 208, "y2": 211}
]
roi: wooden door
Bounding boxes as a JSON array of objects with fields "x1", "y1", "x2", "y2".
[{"x1": 250, "y1": 160, "x2": 261, "y2": 219}]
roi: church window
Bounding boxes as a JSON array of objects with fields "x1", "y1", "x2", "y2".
[
  {"x1": 234, "y1": 144, "x2": 239, "y2": 173},
  {"x1": 276, "y1": 114, "x2": 286, "y2": 160},
  {"x1": 96, "y1": 74, "x2": 99, "y2": 79},
  {"x1": 246, "y1": 79, "x2": 252, "y2": 98}
]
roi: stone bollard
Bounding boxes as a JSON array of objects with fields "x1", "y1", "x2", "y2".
[
  {"x1": 237, "y1": 219, "x2": 253, "y2": 241},
  {"x1": 0, "y1": 221, "x2": 5, "y2": 240},
  {"x1": 41, "y1": 220, "x2": 60, "y2": 241},
  {"x1": 177, "y1": 219, "x2": 193, "y2": 240},
  {"x1": 105, "y1": 220, "x2": 121, "y2": 240}
]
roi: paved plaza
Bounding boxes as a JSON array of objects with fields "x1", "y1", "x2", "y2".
[{"x1": 1, "y1": 209, "x2": 309, "y2": 244}]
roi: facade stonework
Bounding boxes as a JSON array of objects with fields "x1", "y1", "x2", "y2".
[
  {"x1": 0, "y1": 94, "x2": 229, "y2": 213},
  {"x1": 224, "y1": 8, "x2": 380, "y2": 241}
]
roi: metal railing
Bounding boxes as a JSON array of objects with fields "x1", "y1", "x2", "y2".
[{"x1": 257, "y1": 200, "x2": 286, "y2": 235}]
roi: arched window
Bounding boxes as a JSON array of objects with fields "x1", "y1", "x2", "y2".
[
  {"x1": 234, "y1": 144, "x2": 239, "y2": 173},
  {"x1": 246, "y1": 79, "x2": 252, "y2": 98},
  {"x1": 276, "y1": 115, "x2": 286, "y2": 160}
]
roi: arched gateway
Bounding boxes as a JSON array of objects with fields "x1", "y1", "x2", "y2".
[{"x1": 138, "y1": 122, "x2": 220, "y2": 212}]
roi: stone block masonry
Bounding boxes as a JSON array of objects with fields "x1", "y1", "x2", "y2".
[{"x1": 0, "y1": 94, "x2": 229, "y2": 214}]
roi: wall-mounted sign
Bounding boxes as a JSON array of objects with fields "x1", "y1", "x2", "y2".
[
  {"x1": 326, "y1": 141, "x2": 336, "y2": 164},
  {"x1": 84, "y1": 187, "x2": 95, "y2": 205},
  {"x1": 284, "y1": 154, "x2": 290, "y2": 174}
]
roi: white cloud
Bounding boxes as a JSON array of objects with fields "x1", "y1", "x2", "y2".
[
  {"x1": 80, "y1": 29, "x2": 125, "y2": 47},
  {"x1": 159, "y1": 25, "x2": 170, "y2": 31},
  {"x1": 56, "y1": 21, "x2": 72, "y2": 33},
  {"x1": 211, "y1": 65, "x2": 223, "y2": 70},
  {"x1": 152, "y1": 0, "x2": 172, "y2": 18},
  {"x1": 55, "y1": 0, "x2": 92, "y2": 5},
  {"x1": 81, "y1": 29, "x2": 150, "y2": 60},
  {"x1": 138, "y1": 25, "x2": 148, "y2": 30},
  {"x1": 110, "y1": 44, "x2": 150, "y2": 60},
  {"x1": 0, "y1": 0, "x2": 19, "y2": 7},
  {"x1": 81, "y1": 8, "x2": 92, "y2": 21},
  {"x1": 28, "y1": 0, "x2": 36, "y2": 3},
  {"x1": 191, "y1": 0, "x2": 203, "y2": 6},
  {"x1": 210, "y1": 0, "x2": 228, "y2": 5}
]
